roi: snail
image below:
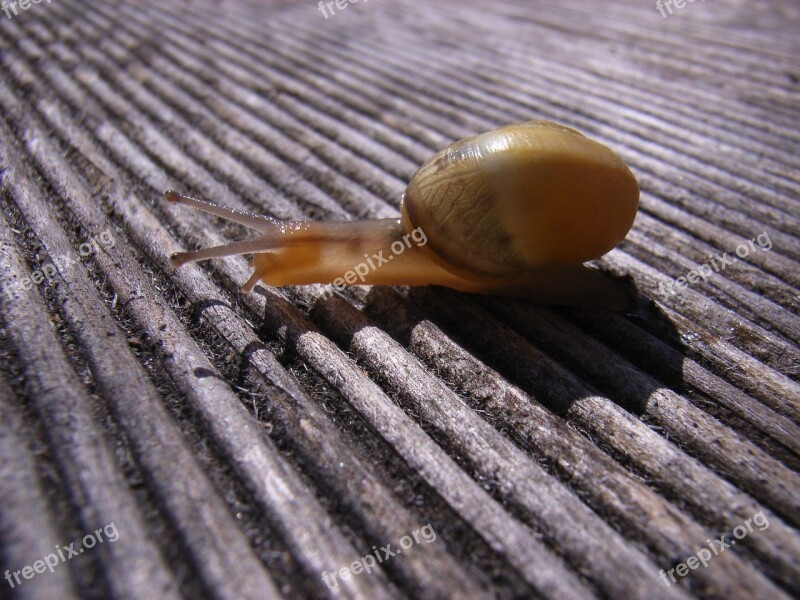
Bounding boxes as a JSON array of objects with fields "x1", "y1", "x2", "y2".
[{"x1": 166, "y1": 121, "x2": 639, "y2": 309}]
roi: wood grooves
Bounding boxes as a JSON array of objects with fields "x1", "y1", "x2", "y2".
[{"x1": 0, "y1": 1, "x2": 797, "y2": 598}]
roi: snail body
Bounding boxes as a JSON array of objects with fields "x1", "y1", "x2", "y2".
[{"x1": 167, "y1": 121, "x2": 639, "y2": 308}]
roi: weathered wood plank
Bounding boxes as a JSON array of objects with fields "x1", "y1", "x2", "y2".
[{"x1": 0, "y1": 0, "x2": 797, "y2": 598}]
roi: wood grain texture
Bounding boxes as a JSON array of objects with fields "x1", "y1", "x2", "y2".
[{"x1": 0, "y1": 0, "x2": 797, "y2": 598}]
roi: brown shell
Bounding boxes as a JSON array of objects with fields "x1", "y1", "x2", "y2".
[{"x1": 401, "y1": 121, "x2": 639, "y2": 280}]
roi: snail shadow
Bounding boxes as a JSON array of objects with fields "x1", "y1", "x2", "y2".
[{"x1": 360, "y1": 282, "x2": 686, "y2": 418}]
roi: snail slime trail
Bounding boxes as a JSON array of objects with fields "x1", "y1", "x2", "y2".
[{"x1": 166, "y1": 120, "x2": 639, "y2": 310}]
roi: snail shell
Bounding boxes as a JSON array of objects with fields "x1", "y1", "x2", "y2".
[{"x1": 402, "y1": 121, "x2": 639, "y2": 281}]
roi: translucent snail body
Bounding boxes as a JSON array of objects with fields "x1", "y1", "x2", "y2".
[{"x1": 166, "y1": 121, "x2": 639, "y2": 309}]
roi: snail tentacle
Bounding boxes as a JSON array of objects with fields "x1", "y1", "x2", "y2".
[{"x1": 165, "y1": 190, "x2": 280, "y2": 233}]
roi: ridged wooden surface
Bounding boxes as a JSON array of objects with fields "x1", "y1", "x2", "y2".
[{"x1": 0, "y1": 1, "x2": 798, "y2": 598}]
